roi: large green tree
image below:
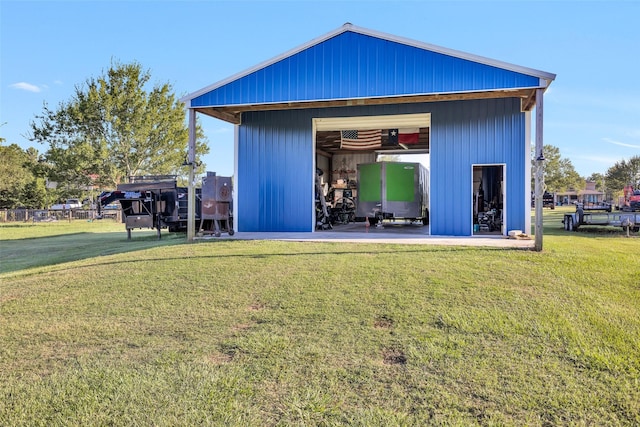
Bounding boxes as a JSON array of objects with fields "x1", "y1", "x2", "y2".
[
  {"x1": 605, "y1": 155, "x2": 640, "y2": 192},
  {"x1": 29, "y1": 60, "x2": 208, "y2": 189},
  {"x1": 0, "y1": 144, "x2": 47, "y2": 209},
  {"x1": 532, "y1": 144, "x2": 583, "y2": 193},
  {"x1": 0, "y1": 143, "x2": 33, "y2": 208}
]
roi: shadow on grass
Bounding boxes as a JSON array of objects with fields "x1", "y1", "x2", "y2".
[
  {"x1": 0, "y1": 231, "x2": 187, "y2": 275},
  {"x1": 3, "y1": 208, "x2": 636, "y2": 276},
  {"x1": 5, "y1": 231, "x2": 90, "y2": 241}
]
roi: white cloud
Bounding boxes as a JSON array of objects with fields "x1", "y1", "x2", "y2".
[
  {"x1": 603, "y1": 137, "x2": 640, "y2": 149},
  {"x1": 576, "y1": 154, "x2": 623, "y2": 164},
  {"x1": 10, "y1": 82, "x2": 42, "y2": 93}
]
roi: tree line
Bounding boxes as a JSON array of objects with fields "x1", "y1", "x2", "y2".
[
  {"x1": 0, "y1": 60, "x2": 209, "y2": 209},
  {"x1": 533, "y1": 145, "x2": 640, "y2": 200},
  {"x1": 1, "y1": 60, "x2": 639, "y2": 209}
]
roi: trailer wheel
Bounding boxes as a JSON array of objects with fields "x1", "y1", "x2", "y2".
[{"x1": 228, "y1": 229, "x2": 235, "y2": 236}]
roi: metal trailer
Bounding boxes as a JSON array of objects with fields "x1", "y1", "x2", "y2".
[
  {"x1": 356, "y1": 161, "x2": 429, "y2": 225},
  {"x1": 576, "y1": 202, "x2": 612, "y2": 212},
  {"x1": 199, "y1": 172, "x2": 234, "y2": 237},
  {"x1": 563, "y1": 208, "x2": 640, "y2": 233},
  {"x1": 97, "y1": 175, "x2": 202, "y2": 239}
]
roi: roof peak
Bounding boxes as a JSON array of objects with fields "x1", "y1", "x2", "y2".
[{"x1": 181, "y1": 24, "x2": 555, "y2": 104}]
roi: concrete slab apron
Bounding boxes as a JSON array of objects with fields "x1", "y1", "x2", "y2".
[{"x1": 203, "y1": 232, "x2": 535, "y2": 248}]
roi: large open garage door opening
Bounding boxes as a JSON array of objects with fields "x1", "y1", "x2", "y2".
[
  {"x1": 313, "y1": 114, "x2": 430, "y2": 235},
  {"x1": 472, "y1": 164, "x2": 505, "y2": 236}
]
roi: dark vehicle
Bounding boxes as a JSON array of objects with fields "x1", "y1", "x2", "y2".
[{"x1": 531, "y1": 192, "x2": 555, "y2": 209}]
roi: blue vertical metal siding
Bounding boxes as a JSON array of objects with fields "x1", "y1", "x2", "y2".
[
  {"x1": 191, "y1": 31, "x2": 541, "y2": 108},
  {"x1": 237, "y1": 98, "x2": 527, "y2": 235},
  {"x1": 238, "y1": 111, "x2": 313, "y2": 232},
  {"x1": 429, "y1": 98, "x2": 526, "y2": 236}
]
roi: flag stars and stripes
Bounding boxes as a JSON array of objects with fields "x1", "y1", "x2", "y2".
[{"x1": 340, "y1": 129, "x2": 382, "y2": 150}]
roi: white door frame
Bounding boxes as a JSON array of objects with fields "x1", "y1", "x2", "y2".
[
  {"x1": 312, "y1": 113, "x2": 432, "y2": 233},
  {"x1": 471, "y1": 163, "x2": 506, "y2": 236}
]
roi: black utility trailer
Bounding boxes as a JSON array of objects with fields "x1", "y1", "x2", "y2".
[{"x1": 97, "y1": 175, "x2": 201, "y2": 239}]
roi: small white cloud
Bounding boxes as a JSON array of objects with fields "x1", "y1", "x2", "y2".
[
  {"x1": 54, "y1": 80, "x2": 63, "y2": 85},
  {"x1": 576, "y1": 154, "x2": 622, "y2": 164},
  {"x1": 603, "y1": 137, "x2": 640, "y2": 149},
  {"x1": 10, "y1": 82, "x2": 42, "y2": 93}
]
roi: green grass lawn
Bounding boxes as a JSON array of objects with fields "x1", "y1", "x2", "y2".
[{"x1": 1, "y1": 212, "x2": 639, "y2": 425}]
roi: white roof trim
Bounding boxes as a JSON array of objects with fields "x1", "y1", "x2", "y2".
[{"x1": 181, "y1": 23, "x2": 556, "y2": 105}]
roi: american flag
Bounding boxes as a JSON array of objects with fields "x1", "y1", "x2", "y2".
[{"x1": 340, "y1": 129, "x2": 382, "y2": 150}]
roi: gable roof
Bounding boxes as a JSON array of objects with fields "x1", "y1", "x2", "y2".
[{"x1": 182, "y1": 23, "x2": 555, "y2": 124}]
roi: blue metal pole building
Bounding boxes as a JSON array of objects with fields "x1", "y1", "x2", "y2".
[{"x1": 181, "y1": 23, "x2": 555, "y2": 247}]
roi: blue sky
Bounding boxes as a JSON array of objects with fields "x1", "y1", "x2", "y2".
[{"x1": 1, "y1": 0, "x2": 639, "y2": 178}]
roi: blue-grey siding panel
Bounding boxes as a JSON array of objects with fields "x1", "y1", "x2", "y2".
[
  {"x1": 237, "y1": 98, "x2": 526, "y2": 235},
  {"x1": 191, "y1": 31, "x2": 541, "y2": 108}
]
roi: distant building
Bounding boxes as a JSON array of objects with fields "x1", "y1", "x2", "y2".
[{"x1": 555, "y1": 181, "x2": 605, "y2": 206}]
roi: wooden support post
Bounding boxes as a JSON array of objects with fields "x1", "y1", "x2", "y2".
[
  {"x1": 534, "y1": 88, "x2": 545, "y2": 252},
  {"x1": 187, "y1": 108, "x2": 197, "y2": 242}
]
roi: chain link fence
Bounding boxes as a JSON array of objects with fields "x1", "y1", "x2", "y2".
[{"x1": 0, "y1": 209, "x2": 121, "y2": 223}]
